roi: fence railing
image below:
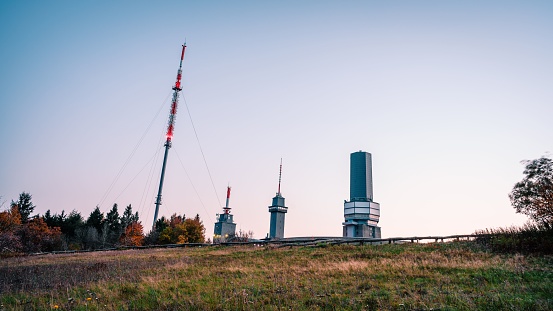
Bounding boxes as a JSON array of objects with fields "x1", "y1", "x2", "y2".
[{"x1": 26, "y1": 234, "x2": 498, "y2": 256}]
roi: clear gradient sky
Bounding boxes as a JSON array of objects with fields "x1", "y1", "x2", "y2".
[{"x1": 1, "y1": 1, "x2": 552, "y2": 239}]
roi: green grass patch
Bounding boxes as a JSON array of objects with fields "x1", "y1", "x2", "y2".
[{"x1": 1, "y1": 242, "x2": 552, "y2": 310}]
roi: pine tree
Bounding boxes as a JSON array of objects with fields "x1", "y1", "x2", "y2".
[
  {"x1": 10, "y1": 192, "x2": 35, "y2": 223},
  {"x1": 86, "y1": 206, "x2": 104, "y2": 234},
  {"x1": 105, "y1": 203, "x2": 121, "y2": 245}
]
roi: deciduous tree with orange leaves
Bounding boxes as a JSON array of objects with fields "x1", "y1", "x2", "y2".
[
  {"x1": 19, "y1": 217, "x2": 62, "y2": 252},
  {"x1": 120, "y1": 222, "x2": 144, "y2": 246},
  {"x1": 0, "y1": 205, "x2": 23, "y2": 253},
  {"x1": 154, "y1": 214, "x2": 205, "y2": 244},
  {"x1": 0, "y1": 204, "x2": 21, "y2": 233}
]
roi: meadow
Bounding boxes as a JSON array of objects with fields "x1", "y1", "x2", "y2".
[{"x1": 1, "y1": 241, "x2": 552, "y2": 310}]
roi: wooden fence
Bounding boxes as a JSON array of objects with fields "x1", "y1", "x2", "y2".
[{"x1": 28, "y1": 234, "x2": 496, "y2": 256}]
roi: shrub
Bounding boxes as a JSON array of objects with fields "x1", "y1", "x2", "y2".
[{"x1": 475, "y1": 222, "x2": 553, "y2": 254}]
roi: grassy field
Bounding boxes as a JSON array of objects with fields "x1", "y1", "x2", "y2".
[{"x1": 1, "y1": 241, "x2": 552, "y2": 310}]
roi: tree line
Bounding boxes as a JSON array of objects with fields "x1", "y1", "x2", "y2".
[
  {"x1": 2, "y1": 155, "x2": 550, "y2": 255},
  {"x1": 0, "y1": 193, "x2": 206, "y2": 255}
]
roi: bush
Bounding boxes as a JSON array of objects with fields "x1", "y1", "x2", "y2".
[{"x1": 475, "y1": 222, "x2": 553, "y2": 254}]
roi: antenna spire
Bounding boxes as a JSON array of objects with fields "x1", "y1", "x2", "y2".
[
  {"x1": 277, "y1": 158, "x2": 282, "y2": 195},
  {"x1": 224, "y1": 185, "x2": 231, "y2": 214},
  {"x1": 152, "y1": 43, "x2": 187, "y2": 231}
]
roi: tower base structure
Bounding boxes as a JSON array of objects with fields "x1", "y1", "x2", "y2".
[
  {"x1": 268, "y1": 194, "x2": 287, "y2": 239},
  {"x1": 342, "y1": 222, "x2": 381, "y2": 238},
  {"x1": 342, "y1": 200, "x2": 381, "y2": 238},
  {"x1": 214, "y1": 213, "x2": 236, "y2": 242}
]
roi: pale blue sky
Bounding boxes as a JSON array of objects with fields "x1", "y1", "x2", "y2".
[{"x1": 1, "y1": 1, "x2": 552, "y2": 238}]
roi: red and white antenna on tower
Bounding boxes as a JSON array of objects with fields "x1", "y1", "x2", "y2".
[
  {"x1": 152, "y1": 42, "x2": 186, "y2": 230},
  {"x1": 223, "y1": 186, "x2": 232, "y2": 214}
]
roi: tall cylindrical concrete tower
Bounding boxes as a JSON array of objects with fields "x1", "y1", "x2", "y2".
[
  {"x1": 350, "y1": 151, "x2": 373, "y2": 201},
  {"x1": 343, "y1": 151, "x2": 381, "y2": 238}
]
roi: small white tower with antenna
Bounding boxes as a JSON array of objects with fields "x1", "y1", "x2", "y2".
[
  {"x1": 268, "y1": 159, "x2": 288, "y2": 239},
  {"x1": 214, "y1": 186, "x2": 237, "y2": 242}
]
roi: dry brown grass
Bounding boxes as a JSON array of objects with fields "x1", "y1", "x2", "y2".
[{"x1": 1, "y1": 242, "x2": 552, "y2": 310}]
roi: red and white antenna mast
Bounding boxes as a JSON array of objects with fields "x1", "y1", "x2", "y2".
[
  {"x1": 153, "y1": 43, "x2": 186, "y2": 230},
  {"x1": 223, "y1": 186, "x2": 232, "y2": 214}
]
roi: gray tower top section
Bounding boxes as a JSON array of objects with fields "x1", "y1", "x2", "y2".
[
  {"x1": 269, "y1": 193, "x2": 287, "y2": 213},
  {"x1": 350, "y1": 151, "x2": 373, "y2": 202},
  {"x1": 271, "y1": 193, "x2": 285, "y2": 208}
]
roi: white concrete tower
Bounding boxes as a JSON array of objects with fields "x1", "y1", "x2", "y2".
[{"x1": 343, "y1": 151, "x2": 381, "y2": 238}]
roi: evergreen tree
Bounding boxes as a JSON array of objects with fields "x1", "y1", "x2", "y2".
[
  {"x1": 154, "y1": 216, "x2": 168, "y2": 233},
  {"x1": 105, "y1": 203, "x2": 121, "y2": 245},
  {"x1": 86, "y1": 206, "x2": 104, "y2": 234},
  {"x1": 44, "y1": 210, "x2": 53, "y2": 224},
  {"x1": 10, "y1": 192, "x2": 35, "y2": 223},
  {"x1": 64, "y1": 210, "x2": 84, "y2": 239},
  {"x1": 106, "y1": 204, "x2": 120, "y2": 232},
  {"x1": 121, "y1": 204, "x2": 134, "y2": 230}
]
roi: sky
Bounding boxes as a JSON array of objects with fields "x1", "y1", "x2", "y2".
[{"x1": 1, "y1": 1, "x2": 552, "y2": 239}]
